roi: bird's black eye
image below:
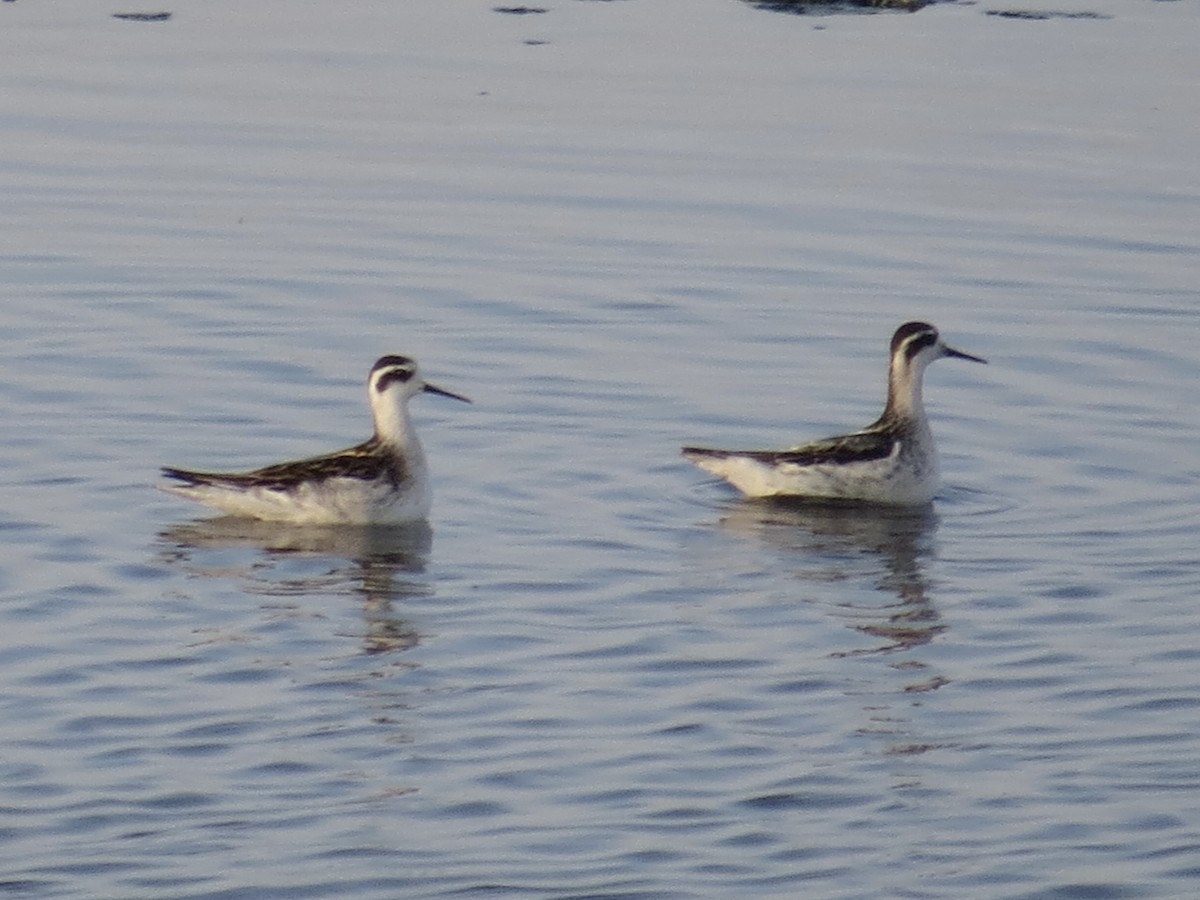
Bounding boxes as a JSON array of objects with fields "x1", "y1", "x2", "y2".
[
  {"x1": 376, "y1": 367, "x2": 414, "y2": 392},
  {"x1": 371, "y1": 355, "x2": 416, "y2": 392},
  {"x1": 903, "y1": 331, "x2": 938, "y2": 360},
  {"x1": 891, "y1": 321, "x2": 935, "y2": 356}
]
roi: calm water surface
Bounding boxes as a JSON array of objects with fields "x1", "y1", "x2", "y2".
[{"x1": 2, "y1": 1, "x2": 1198, "y2": 897}]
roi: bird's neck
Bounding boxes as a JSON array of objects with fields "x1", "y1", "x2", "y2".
[
  {"x1": 373, "y1": 395, "x2": 421, "y2": 453},
  {"x1": 883, "y1": 359, "x2": 926, "y2": 423}
]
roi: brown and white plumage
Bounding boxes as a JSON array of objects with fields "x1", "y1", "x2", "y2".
[
  {"x1": 683, "y1": 322, "x2": 985, "y2": 505},
  {"x1": 161, "y1": 355, "x2": 469, "y2": 524}
]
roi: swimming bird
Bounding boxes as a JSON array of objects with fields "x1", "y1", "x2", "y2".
[
  {"x1": 161, "y1": 355, "x2": 469, "y2": 524},
  {"x1": 682, "y1": 321, "x2": 985, "y2": 505}
]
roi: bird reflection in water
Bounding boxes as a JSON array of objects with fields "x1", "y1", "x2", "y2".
[
  {"x1": 712, "y1": 499, "x2": 952, "y2": 758},
  {"x1": 716, "y1": 499, "x2": 945, "y2": 659},
  {"x1": 157, "y1": 517, "x2": 432, "y2": 654}
]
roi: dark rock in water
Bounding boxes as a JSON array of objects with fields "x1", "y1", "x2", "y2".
[
  {"x1": 747, "y1": 0, "x2": 927, "y2": 13},
  {"x1": 113, "y1": 11, "x2": 172, "y2": 20},
  {"x1": 493, "y1": 5, "x2": 548, "y2": 12},
  {"x1": 984, "y1": 8, "x2": 1112, "y2": 18}
]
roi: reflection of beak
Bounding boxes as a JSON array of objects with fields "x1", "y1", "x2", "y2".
[
  {"x1": 942, "y1": 344, "x2": 987, "y2": 365},
  {"x1": 423, "y1": 382, "x2": 472, "y2": 403}
]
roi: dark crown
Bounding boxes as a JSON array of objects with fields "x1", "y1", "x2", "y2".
[
  {"x1": 371, "y1": 355, "x2": 417, "y2": 391},
  {"x1": 890, "y1": 321, "x2": 937, "y2": 358}
]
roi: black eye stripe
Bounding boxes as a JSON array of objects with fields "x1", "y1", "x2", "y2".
[
  {"x1": 375, "y1": 367, "x2": 415, "y2": 392},
  {"x1": 904, "y1": 332, "x2": 938, "y2": 359},
  {"x1": 890, "y1": 321, "x2": 935, "y2": 356},
  {"x1": 370, "y1": 355, "x2": 417, "y2": 392}
]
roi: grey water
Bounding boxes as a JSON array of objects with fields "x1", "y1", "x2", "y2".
[{"x1": 2, "y1": 0, "x2": 1199, "y2": 897}]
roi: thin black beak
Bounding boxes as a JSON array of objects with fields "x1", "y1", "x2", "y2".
[
  {"x1": 944, "y1": 345, "x2": 987, "y2": 364},
  {"x1": 423, "y1": 382, "x2": 472, "y2": 403}
]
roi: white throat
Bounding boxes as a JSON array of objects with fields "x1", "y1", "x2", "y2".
[{"x1": 372, "y1": 387, "x2": 422, "y2": 454}]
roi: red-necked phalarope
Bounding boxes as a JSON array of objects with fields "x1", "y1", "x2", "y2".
[
  {"x1": 682, "y1": 321, "x2": 986, "y2": 506},
  {"x1": 160, "y1": 355, "x2": 470, "y2": 524}
]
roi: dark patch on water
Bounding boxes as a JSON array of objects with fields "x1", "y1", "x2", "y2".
[
  {"x1": 984, "y1": 8, "x2": 1112, "y2": 19},
  {"x1": 112, "y1": 11, "x2": 172, "y2": 21},
  {"x1": 746, "y1": 0, "x2": 927, "y2": 13}
]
